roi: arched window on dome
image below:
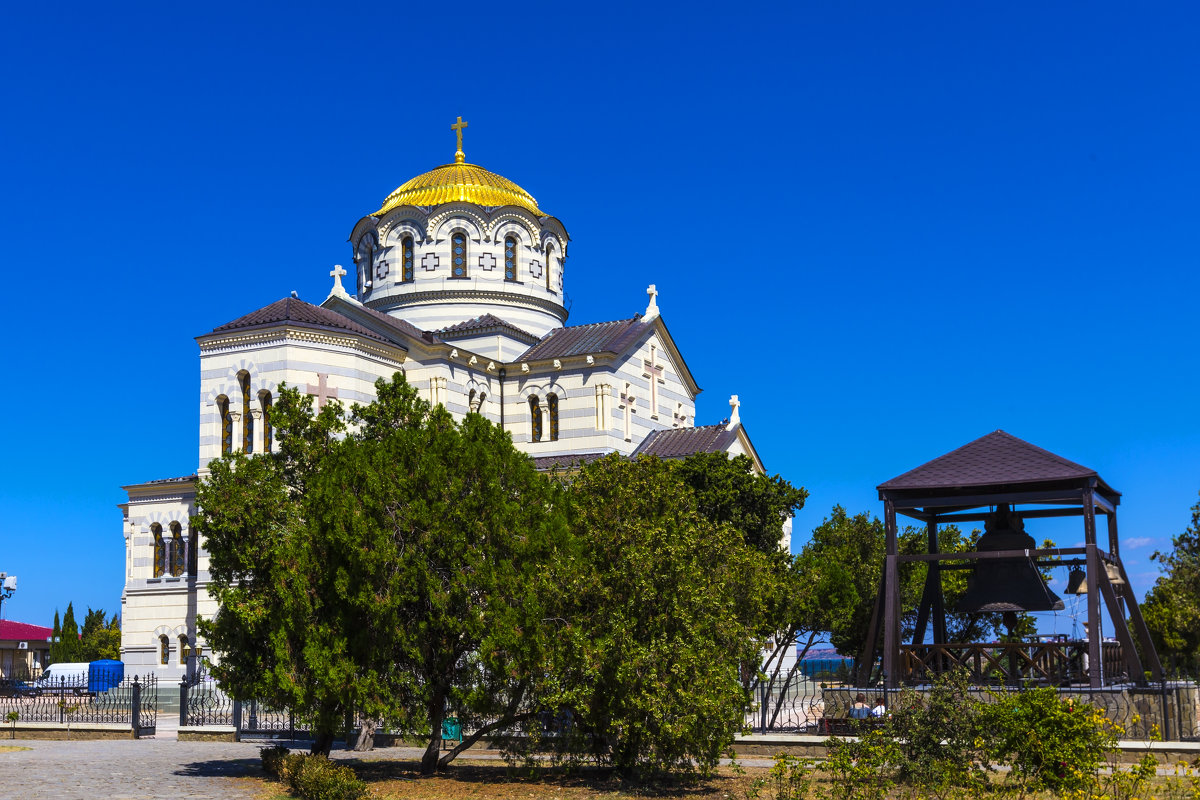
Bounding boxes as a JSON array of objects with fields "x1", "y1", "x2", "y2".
[
  {"x1": 169, "y1": 521, "x2": 185, "y2": 578},
  {"x1": 450, "y1": 232, "x2": 468, "y2": 279},
  {"x1": 504, "y1": 235, "x2": 519, "y2": 282},
  {"x1": 151, "y1": 523, "x2": 166, "y2": 578},
  {"x1": 477, "y1": 392, "x2": 486, "y2": 416},
  {"x1": 216, "y1": 395, "x2": 232, "y2": 455},
  {"x1": 545, "y1": 242, "x2": 556, "y2": 292},
  {"x1": 402, "y1": 235, "x2": 415, "y2": 283},
  {"x1": 239, "y1": 372, "x2": 253, "y2": 453},
  {"x1": 468, "y1": 389, "x2": 478, "y2": 414},
  {"x1": 159, "y1": 635, "x2": 170, "y2": 666},
  {"x1": 529, "y1": 396, "x2": 542, "y2": 442},
  {"x1": 547, "y1": 393, "x2": 559, "y2": 441},
  {"x1": 259, "y1": 390, "x2": 273, "y2": 453}
]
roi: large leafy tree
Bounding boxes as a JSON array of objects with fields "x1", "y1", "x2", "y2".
[
  {"x1": 672, "y1": 453, "x2": 813, "y2": 725},
  {"x1": 197, "y1": 373, "x2": 567, "y2": 770},
  {"x1": 80, "y1": 609, "x2": 121, "y2": 661},
  {"x1": 1142, "y1": 493, "x2": 1200, "y2": 672},
  {"x1": 543, "y1": 455, "x2": 767, "y2": 777}
]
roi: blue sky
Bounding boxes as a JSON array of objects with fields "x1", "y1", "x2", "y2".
[{"x1": 0, "y1": 2, "x2": 1197, "y2": 637}]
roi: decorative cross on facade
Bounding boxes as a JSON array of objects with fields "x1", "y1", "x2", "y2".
[
  {"x1": 452, "y1": 116, "x2": 468, "y2": 163},
  {"x1": 421, "y1": 252, "x2": 440, "y2": 272},
  {"x1": 479, "y1": 252, "x2": 496, "y2": 271},
  {"x1": 306, "y1": 373, "x2": 339, "y2": 409}
]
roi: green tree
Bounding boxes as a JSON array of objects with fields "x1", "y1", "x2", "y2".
[
  {"x1": 80, "y1": 608, "x2": 121, "y2": 661},
  {"x1": 544, "y1": 455, "x2": 765, "y2": 777},
  {"x1": 197, "y1": 373, "x2": 567, "y2": 770},
  {"x1": 49, "y1": 611, "x2": 61, "y2": 666},
  {"x1": 671, "y1": 452, "x2": 813, "y2": 724},
  {"x1": 50, "y1": 603, "x2": 83, "y2": 664},
  {"x1": 1142, "y1": 493, "x2": 1200, "y2": 672}
]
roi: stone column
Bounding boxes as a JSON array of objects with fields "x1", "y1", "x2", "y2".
[
  {"x1": 229, "y1": 411, "x2": 243, "y2": 453},
  {"x1": 251, "y1": 408, "x2": 264, "y2": 454}
]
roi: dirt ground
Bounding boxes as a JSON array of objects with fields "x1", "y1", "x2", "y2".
[{"x1": 246, "y1": 760, "x2": 772, "y2": 800}]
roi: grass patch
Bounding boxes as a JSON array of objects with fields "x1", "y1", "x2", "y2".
[{"x1": 0, "y1": 746, "x2": 31, "y2": 753}]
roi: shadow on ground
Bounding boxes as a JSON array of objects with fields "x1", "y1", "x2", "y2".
[{"x1": 175, "y1": 756, "x2": 263, "y2": 778}]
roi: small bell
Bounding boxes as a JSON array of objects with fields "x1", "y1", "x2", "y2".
[{"x1": 955, "y1": 504, "x2": 1064, "y2": 613}]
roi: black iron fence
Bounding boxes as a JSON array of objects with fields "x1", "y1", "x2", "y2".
[
  {"x1": 0, "y1": 674, "x2": 157, "y2": 735},
  {"x1": 180, "y1": 678, "x2": 313, "y2": 740},
  {"x1": 748, "y1": 671, "x2": 1200, "y2": 741}
]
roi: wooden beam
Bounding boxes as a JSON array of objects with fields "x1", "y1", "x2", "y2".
[
  {"x1": 1096, "y1": 563, "x2": 1145, "y2": 686},
  {"x1": 1084, "y1": 489, "x2": 1103, "y2": 688},
  {"x1": 929, "y1": 519, "x2": 947, "y2": 645},
  {"x1": 930, "y1": 507, "x2": 1085, "y2": 524},
  {"x1": 1118, "y1": 559, "x2": 1164, "y2": 681},
  {"x1": 886, "y1": 488, "x2": 1086, "y2": 511},
  {"x1": 856, "y1": 567, "x2": 886, "y2": 686},
  {"x1": 897, "y1": 546, "x2": 1091, "y2": 563},
  {"x1": 883, "y1": 500, "x2": 900, "y2": 689}
]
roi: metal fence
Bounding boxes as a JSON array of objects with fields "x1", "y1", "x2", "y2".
[
  {"x1": 748, "y1": 671, "x2": 1200, "y2": 741},
  {"x1": 0, "y1": 674, "x2": 157, "y2": 735},
  {"x1": 181, "y1": 677, "x2": 313, "y2": 740}
]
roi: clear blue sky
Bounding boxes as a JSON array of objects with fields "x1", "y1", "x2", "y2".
[{"x1": 1, "y1": 2, "x2": 1197, "y2": 637}]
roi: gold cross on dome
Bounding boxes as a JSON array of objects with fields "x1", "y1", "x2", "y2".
[{"x1": 452, "y1": 116, "x2": 468, "y2": 163}]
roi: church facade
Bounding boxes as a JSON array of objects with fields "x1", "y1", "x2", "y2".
[{"x1": 119, "y1": 122, "x2": 771, "y2": 677}]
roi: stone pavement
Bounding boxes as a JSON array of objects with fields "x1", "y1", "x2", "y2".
[{"x1": 0, "y1": 735, "x2": 270, "y2": 800}]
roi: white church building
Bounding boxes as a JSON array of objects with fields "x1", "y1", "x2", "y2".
[{"x1": 119, "y1": 121, "x2": 774, "y2": 678}]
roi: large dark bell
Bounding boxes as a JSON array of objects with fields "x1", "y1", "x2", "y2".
[{"x1": 955, "y1": 504, "x2": 1064, "y2": 613}]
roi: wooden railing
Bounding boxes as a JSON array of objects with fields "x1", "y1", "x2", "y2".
[{"x1": 900, "y1": 641, "x2": 1125, "y2": 685}]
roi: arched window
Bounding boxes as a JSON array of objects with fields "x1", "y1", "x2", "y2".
[
  {"x1": 529, "y1": 396, "x2": 542, "y2": 442},
  {"x1": 179, "y1": 635, "x2": 188, "y2": 665},
  {"x1": 468, "y1": 389, "x2": 478, "y2": 414},
  {"x1": 402, "y1": 235, "x2": 415, "y2": 283},
  {"x1": 188, "y1": 526, "x2": 198, "y2": 577},
  {"x1": 259, "y1": 390, "x2": 273, "y2": 453},
  {"x1": 477, "y1": 392, "x2": 486, "y2": 415},
  {"x1": 159, "y1": 635, "x2": 170, "y2": 666},
  {"x1": 151, "y1": 524, "x2": 166, "y2": 578},
  {"x1": 545, "y1": 243, "x2": 555, "y2": 292},
  {"x1": 547, "y1": 393, "x2": 559, "y2": 441},
  {"x1": 451, "y1": 232, "x2": 468, "y2": 279},
  {"x1": 504, "y1": 235, "x2": 519, "y2": 282},
  {"x1": 217, "y1": 396, "x2": 232, "y2": 455},
  {"x1": 239, "y1": 372, "x2": 253, "y2": 453},
  {"x1": 169, "y1": 522, "x2": 185, "y2": 578}
]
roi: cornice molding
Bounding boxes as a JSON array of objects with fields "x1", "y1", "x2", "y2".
[
  {"x1": 197, "y1": 326, "x2": 407, "y2": 364},
  {"x1": 366, "y1": 288, "x2": 568, "y2": 321}
]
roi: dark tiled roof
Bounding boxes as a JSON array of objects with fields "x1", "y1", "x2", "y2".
[
  {"x1": 532, "y1": 452, "x2": 611, "y2": 471},
  {"x1": 148, "y1": 475, "x2": 197, "y2": 485},
  {"x1": 878, "y1": 430, "x2": 1107, "y2": 492},
  {"x1": 436, "y1": 314, "x2": 539, "y2": 344},
  {"x1": 0, "y1": 620, "x2": 53, "y2": 641},
  {"x1": 339, "y1": 301, "x2": 437, "y2": 345},
  {"x1": 631, "y1": 425, "x2": 740, "y2": 459},
  {"x1": 210, "y1": 298, "x2": 387, "y2": 342},
  {"x1": 519, "y1": 316, "x2": 651, "y2": 361}
]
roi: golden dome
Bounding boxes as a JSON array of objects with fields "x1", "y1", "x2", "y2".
[{"x1": 375, "y1": 161, "x2": 544, "y2": 217}]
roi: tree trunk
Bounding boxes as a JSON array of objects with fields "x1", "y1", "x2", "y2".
[
  {"x1": 420, "y1": 690, "x2": 446, "y2": 775},
  {"x1": 311, "y1": 730, "x2": 335, "y2": 757},
  {"x1": 352, "y1": 717, "x2": 376, "y2": 751}
]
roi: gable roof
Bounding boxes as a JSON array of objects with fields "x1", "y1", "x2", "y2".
[
  {"x1": 531, "y1": 451, "x2": 611, "y2": 471},
  {"x1": 0, "y1": 620, "x2": 53, "y2": 642},
  {"x1": 519, "y1": 315, "x2": 651, "y2": 361},
  {"x1": 436, "y1": 314, "x2": 539, "y2": 345},
  {"x1": 877, "y1": 430, "x2": 1115, "y2": 495},
  {"x1": 632, "y1": 424, "x2": 741, "y2": 459},
  {"x1": 207, "y1": 297, "x2": 388, "y2": 343},
  {"x1": 329, "y1": 298, "x2": 437, "y2": 346}
]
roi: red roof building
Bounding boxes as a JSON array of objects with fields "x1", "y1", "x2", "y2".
[{"x1": 0, "y1": 620, "x2": 52, "y2": 680}]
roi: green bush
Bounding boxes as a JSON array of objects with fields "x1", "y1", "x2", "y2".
[
  {"x1": 289, "y1": 754, "x2": 368, "y2": 800},
  {"x1": 260, "y1": 744, "x2": 291, "y2": 778},
  {"x1": 984, "y1": 687, "x2": 1119, "y2": 792},
  {"x1": 885, "y1": 670, "x2": 993, "y2": 788}
]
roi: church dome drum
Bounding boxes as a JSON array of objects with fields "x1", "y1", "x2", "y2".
[{"x1": 348, "y1": 117, "x2": 569, "y2": 339}]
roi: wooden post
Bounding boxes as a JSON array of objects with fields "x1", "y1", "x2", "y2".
[
  {"x1": 1083, "y1": 488, "x2": 1103, "y2": 688},
  {"x1": 1096, "y1": 562, "x2": 1145, "y2": 685},
  {"x1": 883, "y1": 500, "x2": 899, "y2": 688}
]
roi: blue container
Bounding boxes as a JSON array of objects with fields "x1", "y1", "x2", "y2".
[{"x1": 87, "y1": 659, "x2": 125, "y2": 694}]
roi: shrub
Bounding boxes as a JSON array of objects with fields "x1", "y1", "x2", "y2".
[
  {"x1": 260, "y1": 744, "x2": 290, "y2": 778},
  {"x1": 885, "y1": 669, "x2": 993, "y2": 788},
  {"x1": 289, "y1": 754, "x2": 368, "y2": 800},
  {"x1": 984, "y1": 688, "x2": 1119, "y2": 792}
]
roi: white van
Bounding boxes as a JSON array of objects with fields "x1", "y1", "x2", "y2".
[{"x1": 36, "y1": 662, "x2": 90, "y2": 695}]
